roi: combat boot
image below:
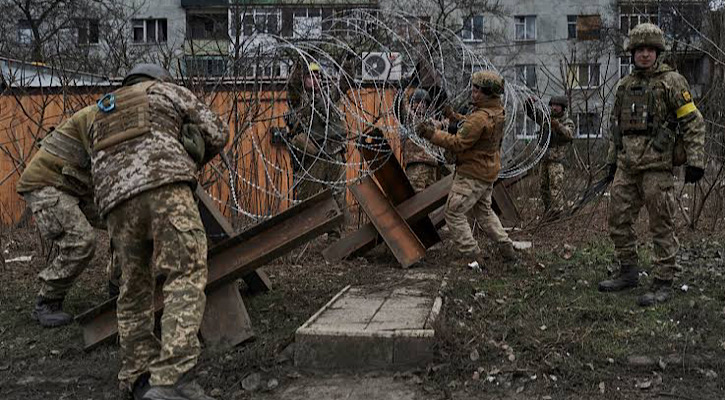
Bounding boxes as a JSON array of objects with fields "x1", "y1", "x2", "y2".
[
  {"x1": 176, "y1": 380, "x2": 217, "y2": 400},
  {"x1": 31, "y1": 297, "x2": 72, "y2": 328},
  {"x1": 598, "y1": 264, "x2": 639, "y2": 292},
  {"x1": 142, "y1": 387, "x2": 187, "y2": 400},
  {"x1": 498, "y1": 242, "x2": 519, "y2": 263},
  {"x1": 638, "y1": 279, "x2": 674, "y2": 307}
]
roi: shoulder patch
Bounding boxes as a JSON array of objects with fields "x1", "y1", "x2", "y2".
[{"x1": 682, "y1": 90, "x2": 692, "y2": 102}]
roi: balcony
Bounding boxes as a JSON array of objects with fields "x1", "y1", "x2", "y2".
[{"x1": 181, "y1": 0, "x2": 228, "y2": 8}]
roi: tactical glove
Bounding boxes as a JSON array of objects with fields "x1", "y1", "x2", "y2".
[
  {"x1": 416, "y1": 121, "x2": 435, "y2": 140},
  {"x1": 181, "y1": 123, "x2": 205, "y2": 166},
  {"x1": 684, "y1": 166, "x2": 704, "y2": 184}
]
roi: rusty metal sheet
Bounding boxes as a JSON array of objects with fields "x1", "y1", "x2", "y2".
[
  {"x1": 492, "y1": 180, "x2": 520, "y2": 227},
  {"x1": 200, "y1": 281, "x2": 254, "y2": 348},
  {"x1": 349, "y1": 176, "x2": 426, "y2": 268},
  {"x1": 195, "y1": 186, "x2": 273, "y2": 293},
  {"x1": 358, "y1": 128, "x2": 440, "y2": 248},
  {"x1": 323, "y1": 174, "x2": 452, "y2": 263},
  {"x1": 76, "y1": 190, "x2": 342, "y2": 350}
]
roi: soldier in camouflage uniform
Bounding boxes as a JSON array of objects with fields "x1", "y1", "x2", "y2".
[
  {"x1": 598, "y1": 24, "x2": 705, "y2": 307},
  {"x1": 87, "y1": 64, "x2": 228, "y2": 400},
  {"x1": 401, "y1": 89, "x2": 441, "y2": 192},
  {"x1": 16, "y1": 105, "x2": 120, "y2": 327},
  {"x1": 526, "y1": 96, "x2": 575, "y2": 213},
  {"x1": 417, "y1": 71, "x2": 518, "y2": 266}
]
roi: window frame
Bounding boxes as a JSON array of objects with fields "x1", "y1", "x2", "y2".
[
  {"x1": 514, "y1": 15, "x2": 536, "y2": 41},
  {"x1": 514, "y1": 64, "x2": 537, "y2": 88},
  {"x1": 241, "y1": 8, "x2": 281, "y2": 37},
  {"x1": 460, "y1": 14, "x2": 485, "y2": 43},
  {"x1": 567, "y1": 15, "x2": 577, "y2": 39},
  {"x1": 292, "y1": 7, "x2": 323, "y2": 39},
  {"x1": 17, "y1": 19, "x2": 34, "y2": 45},
  {"x1": 132, "y1": 18, "x2": 168, "y2": 44},
  {"x1": 619, "y1": 4, "x2": 659, "y2": 34},
  {"x1": 575, "y1": 111, "x2": 602, "y2": 139},
  {"x1": 76, "y1": 18, "x2": 100, "y2": 45},
  {"x1": 569, "y1": 63, "x2": 601, "y2": 89}
]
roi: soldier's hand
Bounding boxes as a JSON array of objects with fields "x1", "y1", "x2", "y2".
[
  {"x1": 606, "y1": 163, "x2": 617, "y2": 182},
  {"x1": 416, "y1": 121, "x2": 435, "y2": 140},
  {"x1": 550, "y1": 119, "x2": 561, "y2": 130},
  {"x1": 684, "y1": 166, "x2": 704, "y2": 184}
]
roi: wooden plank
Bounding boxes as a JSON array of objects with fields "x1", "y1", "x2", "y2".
[
  {"x1": 349, "y1": 176, "x2": 426, "y2": 268},
  {"x1": 491, "y1": 181, "x2": 520, "y2": 227},
  {"x1": 323, "y1": 175, "x2": 452, "y2": 263},
  {"x1": 76, "y1": 190, "x2": 343, "y2": 350}
]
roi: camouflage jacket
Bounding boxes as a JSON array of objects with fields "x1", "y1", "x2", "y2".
[
  {"x1": 87, "y1": 81, "x2": 228, "y2": 216},
  {"x1": 17, "y1": 105, "x2": 98, "y2": 197},
  {"x1": 525, "y1": 105, "x2": 575, "y2": 164},
  {"x1": 425, "y1": 97, "x2": 505, "y2": 183},
  {"x1": 606, "y1": 61, "x2": 706, "y2": 171}
]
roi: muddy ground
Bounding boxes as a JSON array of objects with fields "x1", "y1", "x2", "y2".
[{"x1": 1, "y1": 199, "x2": 724, "y2": 399}]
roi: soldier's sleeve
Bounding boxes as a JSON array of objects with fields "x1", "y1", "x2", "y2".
[
  {"x1": 428, "y1": 114, "x2": 484, "y2": 152},
  {"x1": 170, "y1": 84, "x2": 229, "y2": 165},
  {"x1": 557, "y1": 117, "x2": 575, "y2": 142},
  {"x1": 524, "y1": 101, "x2": 545, "y2": 125},
  {"x1": 606, "y1": 87, "x2": 621, "y2": 165},
  {"x1": 667, "y1": 73, "x2": 706, "y2": 169}
]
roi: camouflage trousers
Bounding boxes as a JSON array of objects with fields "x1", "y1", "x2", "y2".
[
  {"x1": 405, "y1": 163, "x2": 438, "y2": 192},
  {"x1": 23, "y1": 186, "x2": 97, "y2": 300},
  {"x1": 540, "y1": 161, "x2": 565, "y2": 211},
  {"x1": 295, "y1": 152, "x2": 346, "y2": 236},
  {"x1": 609, "y1": 168, "x2": 679, "y2": 281},
  {"x1": 445, "y1": 173, "x2": 512, "y2": 255},
  {"x1": 106, "y1": 183, "x2": 207, "y2": 388}
]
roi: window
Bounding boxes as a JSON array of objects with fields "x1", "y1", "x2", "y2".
[
  {"x1": 619, "y1": 56, "x2": 634, "y2": 78},
  {"x1": 76, "y1": 19, "x2": 100, "y2": 45},
  {"x1": 242, "y1": 59, "x2": 288, "y2": 79},
  {"x1": 575, "y1": 112, "x2": 601, "y2": 138},
  {"x1": 515, "y1": 111, "x2": 537, "y2": 139},
  {"x1": 17, "y1": 19, "x2": 33, "y2": 44},
  {"x1": 397, "y1": 15, "x2": 430, "y2": 41},
  {"x1": 619, "y1": 4, "x2": 658, "y2": 34},
  {"x1": 329, "y1": 9, "x2": 378, "y2": 36},
  {"x1": 293, "y1": 8, "x2": 322, "y2": 39},
  {"x1": 568, "y1": 63, "x2": 600, "y2": 88},
  {"x1": 241, "y1": 9, "x2": 280, "y2": 37},
  {"x1": 514, "y1": 16, "x2": 536, "y2": 41},
  {"x1": 133, "y1": 19, "x2": 168, "y2": 43},
  {"x1": 187, "y1": 14, "x2": 228, "y2": 40},
  {"x1": 184, "y1": 56, "x2": 227, "y2": 77},
  {"x1": 460, "y1": 15, "x2": 484, "y2": 42},
  {"x1": 515, "y1": 64, "x2": 537, "y2": 88},
  {"x1": 568, "y1": 15, "x2": 601, "y2": 40},
  {"x1": 567, "y1": 16, "x2": 577, "y2": 39}
]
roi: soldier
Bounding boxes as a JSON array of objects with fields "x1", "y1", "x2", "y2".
[
  {"x1": 417, "y1": 71, "x2": 518, "y2": 265},
  {"x1": 400, "y1": 88, "x2": 441, "y2": 192},
  {"x1": 525, "y1": 95, "x2": 575, "y2": 213},
  {"x1": 286, "y1": 61, "x2": 349, "y2": 239},
  {"x1": 88, "y1": 64, "x2": 228, "y2": 399},
  {"x1": 16, "y1": 105, "x2": 119, "y2": 327},
  {"x1": 598, "y1": 23, "x2": 705, "y2": 307}
]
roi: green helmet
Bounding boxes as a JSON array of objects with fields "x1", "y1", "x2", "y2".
[
  {"x1": 472, "y1": 70, "x2": 505, "y2": 96},
  {"x1": 626, "y1": 23, "x2": 666, "y2": 52},
  {"x1": 549, "y1": 96, "x2": 568, "y2": 108},
  {"x1": 122, "y1": 63, "x2": 173, "y2": 86}
]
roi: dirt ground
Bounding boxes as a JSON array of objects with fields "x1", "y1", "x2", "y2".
[{"x1": 1, "y1": 197, "x2": 724, "y2": 399}]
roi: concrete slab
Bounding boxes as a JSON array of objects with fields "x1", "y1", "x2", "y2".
[{"x1": 294, "y1": 273, "x2": 441, "y2": 370}]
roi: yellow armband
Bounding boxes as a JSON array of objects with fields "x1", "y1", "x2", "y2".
[{"x1": 676, "y1": 102, "x2": 697, "y2": 119}]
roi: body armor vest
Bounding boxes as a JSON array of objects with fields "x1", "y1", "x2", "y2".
[
  {"x1": 92, "y1": 81, "x2": 155, "y2": 152},
  {"x1": 618, "y1": 80, "x2": 667, "y2": 135}
]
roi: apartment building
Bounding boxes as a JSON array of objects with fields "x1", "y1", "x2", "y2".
[{"x1": 4, "y1": 0, "x2": 711, "y2": 140}]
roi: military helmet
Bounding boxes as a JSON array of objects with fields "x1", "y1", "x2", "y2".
[
  {"x1": 410, "y1": 88, "x2": 431, "y2": 105},
  {"x1": 626, "y1": 23, "x2": 666, "y2": 52},
  {"x1": 549, "y1": 95, "x2": 568, "y2": 108},
  {"x1": 122, "y1": 63, "x2": 172, "y2": 86},
  {"x1": 472, "y1": 70, "x2": 505, "y2": 96}
]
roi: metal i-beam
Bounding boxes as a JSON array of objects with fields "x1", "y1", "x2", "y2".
[
  {"x1": 350, "y1": 176, "x2": 426, "y2": 268},
  {"x1": 76, "y1": 190, "x2": 342, "y2": 350},
  {"x1": 323, "y1": 174, "x2": 453, "y2": 263}
]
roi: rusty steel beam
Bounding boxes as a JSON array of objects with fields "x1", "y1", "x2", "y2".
[
  {"x1": 491, "y1": 180, "x2": 521, "y2": 227},
  {"x1": 195, "y1": 186, "x2": 273, "y2": 293},
  {"x1": 76, "y1": 190, "x2": 342, "y2": 350},
  {"x1": 350, "y1": 176, "x2": 426, "y2": 268},
  {"x1": 358, "y1": 128, "x2": 440, "y2": 248},
  {"x1": 323, "y1": 174, "x2": 453, "y2": 263}
]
